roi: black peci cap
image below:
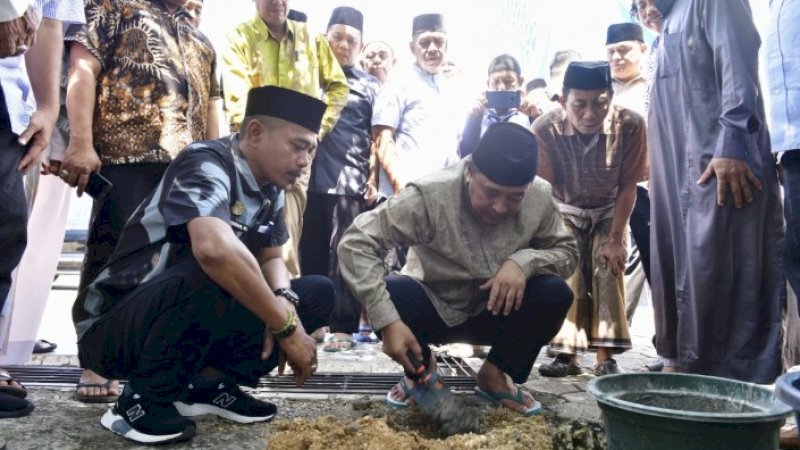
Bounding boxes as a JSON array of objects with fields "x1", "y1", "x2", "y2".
[
  {"x1": 606, "y1": 22, "x2": 644, "y2": 44},
  {"x1": 412, "y1": 13, "x2": 445, "y2": 35},
  {"x1": 328, "y1": 6, "x2": 363, "y2": 32},
  {"x1": 287, "y1": 9, "x2": 307, "y2": 23},
  {"x1": 471, "y1": 123, "x2": 538, "y2": 187},
  {"x1": 244, "y1": 86, "x2": 327, "y2": 134},
  {"x1": 563, "y1": 61, "x2": 612, "y2": 91}
]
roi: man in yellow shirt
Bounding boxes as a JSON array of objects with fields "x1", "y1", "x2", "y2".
[{"x1": 222, "y1": 0, "x2": 348, "y2": 277}]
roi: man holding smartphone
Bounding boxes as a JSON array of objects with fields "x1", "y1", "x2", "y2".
[{"x1": 459, "y1": 54, "x2": 537, "y2": 158}]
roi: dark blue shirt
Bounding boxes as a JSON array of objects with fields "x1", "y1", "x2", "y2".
[{"x1": 309, "y1": 66, "x2": 379, "y2": 196}]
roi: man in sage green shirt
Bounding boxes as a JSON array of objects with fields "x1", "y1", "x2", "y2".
[{"x1": 338, "y1": 123, "x2": 577, "y2": 416}]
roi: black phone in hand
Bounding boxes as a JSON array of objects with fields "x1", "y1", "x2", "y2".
[{"x1": 486, "y1": 90, "x2": 521, "y2": 110}]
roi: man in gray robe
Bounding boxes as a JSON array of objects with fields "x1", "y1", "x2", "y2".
[{"x1": 649, "y1": 0, "x2": 784, "y2": 383}]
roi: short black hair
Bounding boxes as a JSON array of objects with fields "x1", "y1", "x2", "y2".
[
  {"x1": 549, "y1": 50, "x2": 581, "y2": 80},
  {"x1": 487, "y1": 54, "x2": 521, "y2": 77},
  {"x1": 630, "y1": 1, "x2": 639, "y2": 21},
  {"x1": 525, "y1": 78, "x2": 547, "y2": 93}
]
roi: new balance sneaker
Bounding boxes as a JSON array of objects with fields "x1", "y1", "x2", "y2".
[
  {"x1": 100, "y1": 384, "x2": 196, "y2": 445},
  {"x1": 174, "y1": 381, "x2": 277, "y2": 424}
]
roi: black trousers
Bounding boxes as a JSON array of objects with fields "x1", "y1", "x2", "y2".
[
  {"x1": 300, "y1": 192, "x2": 365, "y2": 334},
  {"x1": 73, "y1": 163, "x2": 169, "y2": 325},
  {"x1": 0, "y1": 88, "x2": 26, "y2": 311},
  {"x1": 783, "y1": 151, "x2": 800, "y2": 302},
  {"x1": 628, "y1": 186, "x2": 651, "y2": 283},
  {"x1": 78, "y1": 258, "x2": 334, "y2": 401},
  {"x1": 384, "y1": 275, "x2": 573, "y2": 384}
]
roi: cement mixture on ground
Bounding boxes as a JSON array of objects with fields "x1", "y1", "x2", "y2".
[{"x1": 267, "y1": 405, "x2": 554, "y2": 450}]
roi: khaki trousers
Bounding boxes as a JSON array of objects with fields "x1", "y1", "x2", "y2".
[
  {"x1": 282, "y1": 165, "x2": 309, "y2": 279},
  {"x1": 549, "y1": 216, "x2": 632, "y2": 354}
]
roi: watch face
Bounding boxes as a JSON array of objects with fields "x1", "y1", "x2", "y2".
[{"x1": 275, "y1": 288, "x2": 300, "y2": 305}]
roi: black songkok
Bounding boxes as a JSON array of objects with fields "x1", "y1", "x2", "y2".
[
  {"x1": 412, "y1": 13, "x2": 445, "y2": 35},
  {"x1": 563, "y1": 61, "x2": 612, "y2": 91},
  {"x1": 287, "y1": 9, "x2": 307, "y2": 23},
  {"x1": 471, "y1": 123, "x2": 538, "y2": 187},
  {"x1": 245, "y1": 86, "x2": 327, "y2": 133},
  {"x1": 606, "y1": 23, "x2": 644, "y2": 44},
  {"x1": 328, "y1": 6, "x2": 363, "y2": 32}
]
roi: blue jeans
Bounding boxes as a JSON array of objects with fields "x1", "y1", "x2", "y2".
[{"x1": 784, "y1": 151, "x2": 800, "y2": 302}]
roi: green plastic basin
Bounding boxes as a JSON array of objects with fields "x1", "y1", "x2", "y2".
[{"x1": 587, "y1": 373, "x2": 791, "y2": 450}]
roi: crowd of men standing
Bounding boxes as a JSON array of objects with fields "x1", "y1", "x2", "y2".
[{"x1": 0, "y1": 0, "x2": 799, "y2": 446}]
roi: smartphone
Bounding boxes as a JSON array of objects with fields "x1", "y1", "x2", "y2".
[
  {"x1": 486, "y1": 90, "x2": 521, "y2": 110},
  {"x1": 84, "y1": 172, "x2": 114, "y2": 199}
]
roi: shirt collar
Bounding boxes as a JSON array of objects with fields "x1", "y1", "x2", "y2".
[
  {"x1": 412, "y1": 63, "x2": 440, "y2": 82},
  {"x1": 252, "y1": 13, "x2": 296, "y2": 42},
  {"x1": 230, "y1": 134, "x2": 266, "y2": 195},
  {"x1": 614, "y1": 74, "x2": 646, "y2": 88}
]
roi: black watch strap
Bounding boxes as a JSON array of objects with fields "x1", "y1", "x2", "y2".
[{"x1": 273, "y1": 287, "x2": 300, "y2": 306}]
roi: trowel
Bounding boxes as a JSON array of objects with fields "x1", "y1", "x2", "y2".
[{"x1": 405, "y1": 350, "x2": 482, "y2": 436}]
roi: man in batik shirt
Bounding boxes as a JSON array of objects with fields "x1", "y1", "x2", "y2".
[{"x1": 61, "y1": 0, "x2": 221, "y2": 403}]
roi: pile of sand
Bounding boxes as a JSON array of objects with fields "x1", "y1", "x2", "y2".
[{"x1": 266, "y1": 408, "x2": 553, "y2": 450}]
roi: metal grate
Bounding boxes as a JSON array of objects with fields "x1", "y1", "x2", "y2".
[{"x1": 5, "y1": 355, "x2": 477, "y2": 396}]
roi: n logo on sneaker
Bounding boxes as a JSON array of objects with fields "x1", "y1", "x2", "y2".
[
  {"x1": 212, "y1": 393, "x2": 236, "y2": 408},
  {"x1": 126, "y1": 404, "x2": 145, "y2": 423}
]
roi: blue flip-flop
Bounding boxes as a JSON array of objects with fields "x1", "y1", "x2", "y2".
[
  {"x1": 386, "y1": 377, "x2": 413, "y2": 409},
  {"x1": 474, "y1": 386, "x2": 543, "y2": 416}
]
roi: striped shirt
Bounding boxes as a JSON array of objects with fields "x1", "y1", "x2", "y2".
[
  {"x1": 533, "y1": 106, "x2": 648, "y2": 209},
  {"x1": 76, "y1": 135, "x2": 287, "y2": 337}
]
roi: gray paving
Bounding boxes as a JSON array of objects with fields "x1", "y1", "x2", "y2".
[{"x1": 0, "y1": 278, "x2": 659, "y2": 449}]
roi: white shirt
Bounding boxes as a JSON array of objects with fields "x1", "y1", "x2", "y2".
[
  {"x1": 0, "y1": 0, "x2": 28, "y2": 22},
  {"x1": 0, "y1": 0, "x2": 84, "y2": 134},
  {"x1": 372, "y1": 63, "x2": 460, "y2": 196}
]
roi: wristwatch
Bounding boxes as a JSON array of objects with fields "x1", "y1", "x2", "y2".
[{"x1": 273, "y1": 288, "x2": 300, "y2": 307}]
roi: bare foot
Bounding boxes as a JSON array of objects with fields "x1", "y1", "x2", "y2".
[
  {"x1": 310, "y1": 326, "x2": 328, "y2": 343},
  {"x1": 0, "y1": 367, "x2": 24, "y2": 390},
  {"x1": 387, "y1": 377, "x2": 415, "y2": 406},
  {"x1": 322, "y1": 332, "x2": 355, "y2": 351},
  {"x1": 387, "y1": 353, "x2": 438, "y2": 406},
  {"x1": 476, "y1": 361, "x2": 538, "y2": 414},
  {"x1": 76, "y1": 368, "x2": 119, "y2": 400}
]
